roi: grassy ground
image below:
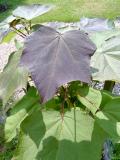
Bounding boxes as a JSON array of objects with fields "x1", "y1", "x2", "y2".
[{"x1": 0, "y1": 0, "x2": 120, "y2": 23}]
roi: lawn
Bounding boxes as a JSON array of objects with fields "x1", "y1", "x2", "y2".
[
  {"x1": 1, "y1": 0, "x2": 120, "y2": 23},
  {"x1": 0, "y1": 0, "x2": 120, "y2": 23}
]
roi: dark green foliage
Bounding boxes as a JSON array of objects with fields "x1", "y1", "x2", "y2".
[{"x1": 112, "y1": 143, "x2": 120, "y2": 160}]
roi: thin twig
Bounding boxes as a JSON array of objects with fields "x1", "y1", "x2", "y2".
[
  {"x1": 25, "y1": 26, "x2": 30, "y2": 35},
  {"x1": 61, "y1": 101, "x2": 64, "y2": 121},
  {"x1": 29, "y1": 20, "x2": 32, "y2": 30},
  {"x1": 12, "y1": 29, "x2": 25, "y2": 38},
  {"x1": 73, "y1": 104, "x2": 76, "y2": 142},
  {"x1": 60, "y1": 86, "x2": 67, "y2": 120},
  {"x1": 12, "y1": 26, "x2": 27, "y2": 37}
]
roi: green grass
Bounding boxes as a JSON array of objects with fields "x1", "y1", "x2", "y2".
[{"x1": 0, "y1": 0, "x2": 120, "y2": 23}]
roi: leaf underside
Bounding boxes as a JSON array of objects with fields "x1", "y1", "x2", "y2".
[
  {"x1": 20, "y1": 25, "x2": 96, "y2": 102},
  {"x1": 13, "y1": 4, "x2": 53, "y2": 20},
  {"x1": 90, "y1": 30, "x2": 120, "y2": 81}
]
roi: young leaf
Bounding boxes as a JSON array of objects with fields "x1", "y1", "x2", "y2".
[
  {"x1": 0, "y1": 49, "x2": 28, "y2": 106},
  {"x1": 12, "y1": 4, "x2": 54, "y2": 20},
  {"x1": 90, "y1": 30, "x2": 120, "y2": 81},
  {"x1": 20, "y1": 25, "x2": 96, "y2": 102},
  {"x1": 68, "y1": 82, "x2": 102, "y2": 114},
  {"x1": 77, "y1": 86, "x2": 102, "y2": 114},
  {"x1": 5, "y1": 87, "x2": 40, "y2": 142},
  {"x1": 13, "y1": 108, "x2": 108, "y2": 160}
]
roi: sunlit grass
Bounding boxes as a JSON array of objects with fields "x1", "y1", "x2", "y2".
[{"x1": 0, "y1": 0, "x2": 120, "y2": 23}]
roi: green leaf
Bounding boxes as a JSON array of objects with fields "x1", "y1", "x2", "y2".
[
  {"x1": 31, "y1": 24, "x2": 42, "y2": 32},
  {"x1": 90, "y1": 29, "x2": 120, "y2": 48},
  {"x1": 100, "y1": 98, "x2": 120, "y2": 121},
  {"x1": 1, "y1": 31, "x2": 16, "y2": 43},
  {"x1": 14, "y1": 39, "x2": 24, "y2": 50},
  {"x1": 77, "y1": 85, "x2": 102, "y2": 114},
  {"x1": 96, "y1": 97, "x2": 120, "y2": 142},
  {"x1": 100, "y1": 90, "x2": 114, "y2": 107},
  {"x1": 12, "y1": 4, "x2": 54, "y2": 20},
  {"x1": 90, "y1": 29, "x2": 120, "y2": 81},
  {"x1": 14, "y1": 108, "x2": 109, "y2": 160},
  {"x1": 0, "y1": 15, "x2": 17, "y2": 43},
  {"x1": 45, "y1": 96, "x2": 62, "y2": 111},
  {"x1": 79, "y1": 18, "x2": 114, "y2": 32},
  {"x1": 96, "y1": 118, "x2": 120, "y2": 141},
  {"x1": 5, "y1": 87, "x2": 40, "y2": 142},
  {"x1": 0, "y1": 49, "x2": 28, "y2": 106}
]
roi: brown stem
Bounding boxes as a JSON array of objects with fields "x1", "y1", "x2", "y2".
[
  {"x1": 25, "y1": 26, "x2": 30, "y2": 35},
  {"x1": 12, "y1": 29, "x2": 25, "y2": 38},
  {"x1": 12, "y1": 26, "x2": 27, "y2": 37},
  {"x1": 29, "y1": 20, "x2": 32, "y2": 30},
  {"x1": 60, "y1": 86, "x2": 67, "y2": 120},
  {"x1": 61, "y1": 102, "x2": 64, "y2": 121},
  {"x1": 73, "y1": 104, "x2": 76, "y2": 142}
]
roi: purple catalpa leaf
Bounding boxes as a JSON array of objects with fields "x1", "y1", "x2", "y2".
[{"x1": 20, "y1": 25, "x2": 96, "y2": 102}]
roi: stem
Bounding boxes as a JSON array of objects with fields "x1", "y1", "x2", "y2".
[
  {"x1": 73, "y1": 104, "x2": 76, "y2": 142},
  {"x1": 61, "y1": 101, "x2": 64, "y2": 121},
  {"x1": 27, "y1": 82, "x2": 31, "y2": 91},
  {"x1": 25, "y1": 27, "x2": 30, "y2": 35},
  {"x1": 29, "y1": 20, "x2": 32, "y2": 30},
  {"x1": 60, "y1": 86, "x2": 67, "y2": 120},
  {"x1": 12, "y1": 26, "x2": 27, "y2": 38},
  {"x1": 12, "y1": 29, "x2": 25, "y2": 38},
  {"x1": 103, "y1": 81, "x2": 115, "y2": 92},
  {"x1": 92, "y1": 80, "x2": 98, "y2": 88}
]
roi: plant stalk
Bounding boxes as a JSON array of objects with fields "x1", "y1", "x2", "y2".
[
  {"x1": 103, "y1": 81, "x2": 115, "y2": 92},
  {"x1": 12, "y1": 26, "x2": 27, "y2": 38},
  {"x1": 73, "y1": 104, "x2": 76, "y2": 142}
]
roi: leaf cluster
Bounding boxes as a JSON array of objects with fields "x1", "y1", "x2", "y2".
[{"x1": 0, "y1": 3, "x2": 120, "y2": 160}]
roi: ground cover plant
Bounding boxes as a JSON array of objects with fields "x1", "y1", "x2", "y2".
[{"x1": 1, "y1": 3, "x2": 120, "y2": 160}]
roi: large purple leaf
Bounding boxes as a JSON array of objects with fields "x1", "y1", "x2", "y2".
[{"x1": 20, "y1": 26, "x2": 96, "y2": 102}]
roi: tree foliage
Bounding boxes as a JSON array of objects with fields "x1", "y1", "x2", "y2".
[{"x1": 0, "y1": 3, "x2": 120, "y2": 160}]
